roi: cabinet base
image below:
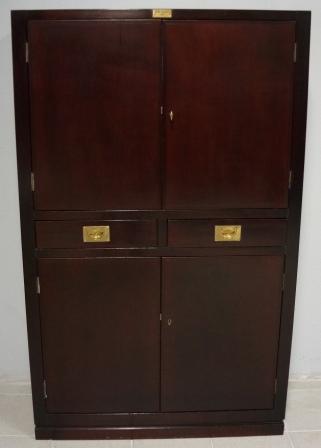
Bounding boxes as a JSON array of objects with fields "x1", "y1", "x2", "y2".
[{"x1": 36, "y1": 421, "x2": 284, "y2": 439}]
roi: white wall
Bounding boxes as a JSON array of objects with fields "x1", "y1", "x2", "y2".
[{"x1": 0, "y1": 0, "x2": 320, "y2": 382}]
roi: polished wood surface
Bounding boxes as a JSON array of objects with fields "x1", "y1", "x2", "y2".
[
  {"x1": 164, "y1": 21, "x2": 295, "y2": 209},
  {"x1": 33, "y1": 208, "x2": 288, "y2": 220},
  {"x1": 11, "y1": 9, "x2": 310, "y2": 440},
  {"x1": 162, "y1": 256, "x2": 284, "y2": 411},
  {"x1": 29, "y1": 20, "x2": 161, "y2": 210},
  {"x1": 35, "y1": 422, "x2": 284, "y2": 439},
  {"x1": 36, "y1": 220, "x2": 158, "y2": 248},
  {"x1": 168, "y1": 219, "x2": 287, "y2": 247},
  {"x1": 11, "y1": 10, "x2": 47, "y2": 424},
  {"x1": 275, "y1": 12, "x2": 311, "y2": 416},
  {"x1": 38, "y1": 257, "x2": 160, "y2": 412}
]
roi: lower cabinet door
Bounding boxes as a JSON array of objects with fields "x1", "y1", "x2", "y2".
[
  {"x1": 38, "y1": 257, "x2": 160, "y2": 413},
  {"x1": 162, "y1": 256, "x2": 284, "y2": 412}
]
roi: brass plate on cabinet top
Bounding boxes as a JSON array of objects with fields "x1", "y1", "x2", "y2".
[
  {"x1": 83, "y1": 226, "x2": 110, "y2": 243},
  {"x1": 152, "y1": 9, "x2": 172, "y2": 18},
  {"x1": 214, "y1": 225, "x2": 242, "y2": 242}
]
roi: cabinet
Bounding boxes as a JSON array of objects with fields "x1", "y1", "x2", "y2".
[{"x1": 12, "y1": 9, "x2": 310, "y2": 440}]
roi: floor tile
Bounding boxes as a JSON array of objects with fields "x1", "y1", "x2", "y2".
[
  {"x1": 0, "y1": 395, "x2": 34, "y2": 436},
  {"x1": 0, "y1": 381, "x2": 31, "y2": 395},
  {"x1": 288, "y1": 380, "x2": 321, "y2": 391},
  {"x1": 212, "y1": 434, "x2": 292, "y2": 447},
  {"x1": 52, "y1": 441, "x2": 131, "y2": 448},
  {"x1": 0, "y1": 437, "x2": 50, "y2": 448},
  {"x1": 286, "y1": 388, "x2": 321, "y2": 431},
  {"x1": 290, "y1": 431, "x2": 321, "y2": 447},
  {"x1": 133, "y1": 439, "x2": 212, "y2": 448}
]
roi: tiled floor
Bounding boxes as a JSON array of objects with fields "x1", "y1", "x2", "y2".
[{"x1": 0, "y1": 380, "x2": 320, "y2": 447}]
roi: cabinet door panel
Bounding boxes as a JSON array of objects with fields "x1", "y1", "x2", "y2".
[
  {"x1": 38, "y1": 257, "x2": 160, "y2": 413},
  {"x1": 162, "y1": 256, "x2": 283, "y2": 411},
  {"x1": 29, "y1": 20, "x2": 161, "y2": 210},
  {"x1": 164, "y1": 21, "x2": 295, "y2": 209}
]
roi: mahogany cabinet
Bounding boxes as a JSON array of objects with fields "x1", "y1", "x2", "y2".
[{"x1": 11, "y1": 9, "x2": 310, "y2": 440}]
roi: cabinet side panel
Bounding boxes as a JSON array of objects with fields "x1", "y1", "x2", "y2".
[{"x1": 11, "y1": 11, "x2": 47, "y2": 424}]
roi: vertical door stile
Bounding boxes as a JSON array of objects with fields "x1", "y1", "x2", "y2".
[{"x1": 160, "y1": 20, "x2": 166, "y2": 211}]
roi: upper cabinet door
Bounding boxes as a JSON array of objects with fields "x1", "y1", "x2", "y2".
[
  {"x1": 164, "y1": 21, "x2": 295, "y2": 209},
  {"x1": 28, "y1": 20, "x2": 161, "y2": 210}
]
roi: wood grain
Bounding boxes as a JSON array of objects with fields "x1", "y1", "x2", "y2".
[
  {"x1": 36, "y1": 220, "x2": 158, "y2": 248},
  {"x1": 38, "y1": 257, "x2": 160, "y2": 413},
  {"x1": 164, "y1": 21, "x2": 295, "y2": 209},
  {"x1": 29, "y1": 20, "x2": 161, "y2": 210},
  {"x1": 168, "y1": 219, "x2": 287, "y2": 247},
  {"x1": 162, "y1": 256, "x2": 284, "y2": 411}
]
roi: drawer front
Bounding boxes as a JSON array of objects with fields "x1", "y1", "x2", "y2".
[
  {"x1": 168, "y1": 219, "x2": 287, "y2": 247},
  {"x1": 36, "y1": 220, "x2": 158, "y2": 249}
]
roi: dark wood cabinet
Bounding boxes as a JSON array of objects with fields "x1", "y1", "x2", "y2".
[{"x1": 12, "y1": 9, "x2": 310, "y2": 440}]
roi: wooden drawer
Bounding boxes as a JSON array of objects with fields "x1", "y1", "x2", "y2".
[
  {"x1": 36, "y1": 220, "x2": 158, "y2": 249},
  {"x1": 168, "y1": 219, "x2": 287, "y2": 247}
]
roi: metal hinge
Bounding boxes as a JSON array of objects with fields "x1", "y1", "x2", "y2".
[
  {"x1": 274, "y1": 378, "x2": 278, "y2": 395},
  {"x1": 160, "y1": 105, "x2": 164, "y2": 115},
  {"x1": 25, "y1": 42, "x2": 29, "y2": 63},
  {"x1": 293, "y1": 42, "x2": 297, "y2": 63},
  {"x1": 31, "y1": 172, "x2": 35, "y2": 192},
  {"x1": 43, "y1": 380, "x2": 47, "y2": 399},
  {"x1": 288, "y1": 170, "x2": 293, "y2": 190},
  {"x1": 160, "y1": 313, "x2": 162, "y2": 321},
  {"x1": 36, "y1": 277, "x2": 40, "y2": 294},
  {"x1": 282, "y1": 273, "x2": 286, "y2": 291}
]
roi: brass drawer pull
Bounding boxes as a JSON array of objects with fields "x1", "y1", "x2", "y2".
[
  {"x1": 214, "y1": 225, "x2": 241, "y2": 242},
  {"x1": 83, "y1": 226, "x2": 110, "y2": 243}
]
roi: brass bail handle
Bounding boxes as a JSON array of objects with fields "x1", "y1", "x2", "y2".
[
  {"x1": 221, "y1": 227, "x2": 237, "y2": 240},
  {"x1": 214, "y1": 225, "x2": 242, "y2": 242},
  {"x1": 89, "y1": 230, "x2": 104, "y2": 240},
  {"x1": 83, "y1": 226, "x2": 111, "y2": 243}
]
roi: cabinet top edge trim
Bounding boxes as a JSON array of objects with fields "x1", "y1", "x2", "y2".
[{"x1": 11, "y1": 9, "x2": 311, "y2": 23}]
